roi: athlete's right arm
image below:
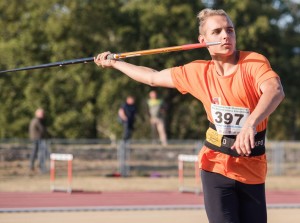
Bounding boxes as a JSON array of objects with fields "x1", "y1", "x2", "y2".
[{"x1": 94, "y1": 52, "x2": 175, "y2": 88}]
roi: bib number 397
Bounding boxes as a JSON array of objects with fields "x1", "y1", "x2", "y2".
[{"x1": 211, "y1": 104, "x2": 250, "y2": 135}]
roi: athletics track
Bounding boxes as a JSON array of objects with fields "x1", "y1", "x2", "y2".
[{"x1": 1, "y1": 190, "x2": 300, "y2": 213}]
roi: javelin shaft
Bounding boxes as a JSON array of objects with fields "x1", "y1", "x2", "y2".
[
  {"x1": 107, "y1": 41, "x2": 221, "y2": 59},
  {"x1": 0, "y1": 41, "x2": 221, "y2": 74},
  {"x1": 0, "y1": 57, "x2": 94, "y2": 74}
]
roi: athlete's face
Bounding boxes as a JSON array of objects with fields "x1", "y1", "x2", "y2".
[{"x1": 198, "y1": 15, "x2": 236, "y2": 57}]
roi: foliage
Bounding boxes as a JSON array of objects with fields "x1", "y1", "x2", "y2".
[{"x1": 0, "y1": 0, "x2": 299, "y2": 140}]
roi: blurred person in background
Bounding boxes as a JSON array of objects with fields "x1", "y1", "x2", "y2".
[
  {"x1": 29, "y1": 108, "x2": 48, "y2": 174},
  {"x1": 118, "y1": 96, "x2": 136, "y2": 141},
  {"x1": 147, "y1": 90, "x2": 168, "y2": 146},
  {"x1": 118, "y1": 96, "x2": 136, "y2": 177}
]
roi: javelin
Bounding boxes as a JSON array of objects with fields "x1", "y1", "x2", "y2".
[{"x1": 0, "y1": 41, "x2": 220, "y2": 74}]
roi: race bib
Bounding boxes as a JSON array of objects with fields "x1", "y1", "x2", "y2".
[{"x1": 211, "y1": 104, "x2": 250, "y2": 135}]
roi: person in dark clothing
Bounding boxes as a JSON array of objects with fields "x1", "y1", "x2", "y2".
[
  {"x1": 29, "y1": 108, "x2": 48, "y2": 174},
  {"x1": 118, "y1": 96, "x2": 136, "y2": 141}
]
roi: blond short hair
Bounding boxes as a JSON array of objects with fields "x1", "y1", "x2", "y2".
[{"x1": 197, "y1": 9, "x2": 232, "y2": 34}]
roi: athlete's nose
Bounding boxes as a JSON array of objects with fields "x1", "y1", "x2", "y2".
[{"x1": 220, "y1": 29, "x2": 229, "y2": 40}]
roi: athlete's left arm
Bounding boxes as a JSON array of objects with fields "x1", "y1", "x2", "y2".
[{"x1": 232, "y1": 77, "x2": 285, "y2": 156}]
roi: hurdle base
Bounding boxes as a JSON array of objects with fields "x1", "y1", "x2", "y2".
[
  {"x1": 51, "y1": 186, "x2": 72, "y2": 194},
  {"x1": 179, "y1": 186, "x2": 202, "y2": 195}
]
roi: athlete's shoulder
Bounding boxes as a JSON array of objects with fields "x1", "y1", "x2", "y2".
[
  {"x1": 183, "y1": 59, "x2": 212, "y2": 69},
  {"x1": 189, "y1": 59, "x2": 211, "y2": 65},
  {"x1": 171, "y1": 60, "x2": 212, "y2": 81},
  {"x1": 172, "y1": 60, "x2": 211, "y2": 72},
  {"x1": 239, "y1": 51, "x2": 269, "y2": 62}
]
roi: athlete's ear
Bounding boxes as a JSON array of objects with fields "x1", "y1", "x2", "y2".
[{"x1": 198, "y1": 35, "x2": 205, "y2": 44}]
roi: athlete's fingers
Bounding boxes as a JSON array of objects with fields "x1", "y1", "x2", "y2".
[
  {"x1": 243, "y1": 126, "x2": 256, "y2": 155},
  {"x1": 94, "y1": 52, "x2": 115, "y2": 68},
  {"x1": 232, "y1": 136, "x2": 246, "y2": 156},
  {"x1": 94, "y1": 54, "x2": 101, "y2": 64},
  {"x1": 234, "y1": 146, "x2": 245, "y2": 156},
  {"x1": 101, "y1": 52, "x2": 110, "y2": 60},
  {"x1": 243, "y1": 139, "x2": 251, "y2": 156},
  {"x1": 248, "y1": 127, "x2": 256, "y2": 149},
  {"x1": 232, "y1": 133, "x2": 249, "y2": 156},
  {"x1": 239, "y1": 141, "x2": 249, "y2": 156},
  {"x1": 231, "y1": 125, "x2": 257, "y2": 156}
]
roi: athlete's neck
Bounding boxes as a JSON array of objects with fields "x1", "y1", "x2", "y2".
[{"x1": 212, "y1": 51, "x2": 239, "y2": 76}]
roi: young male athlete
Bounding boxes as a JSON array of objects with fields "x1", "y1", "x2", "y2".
[{"x1": 94, "y1": 8, "x2": 285, "y2": 223}]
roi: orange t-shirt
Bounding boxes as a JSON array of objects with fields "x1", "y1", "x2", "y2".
[{"x1": 171, "y1": 51, "x2": 279, "y2": 184}]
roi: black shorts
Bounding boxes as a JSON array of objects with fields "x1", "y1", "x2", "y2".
[{"x1": 201, "y1": 170, "x2": 267, "y2": 223}]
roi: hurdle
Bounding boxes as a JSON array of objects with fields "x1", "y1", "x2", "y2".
[
  {"x1": 178, "y1": 154, "x2": 201, "y2": 194},
  {"x1": 50, "y1": 153, "x2": 73, "y2": 193}
]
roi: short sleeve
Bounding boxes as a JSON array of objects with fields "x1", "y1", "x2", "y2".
[
  {"x1": 242, "y1": 52, "x2": 280, "y2": 93},
  {"x1": 171, "y1": 66, "x2": 189, "y2": 94},
  {"x1": 171, "y1": 60, "x2": 211, "y2": 96}
]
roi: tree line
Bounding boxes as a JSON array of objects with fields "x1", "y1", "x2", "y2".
[{"x1": 0, "y1": 0, "x2": 299, "y2": 140}]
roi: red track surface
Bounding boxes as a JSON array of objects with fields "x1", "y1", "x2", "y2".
[{"x1": 1, "y1": 190, "x2": 300, "y2": 210}]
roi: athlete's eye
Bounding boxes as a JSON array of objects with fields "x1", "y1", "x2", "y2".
[
  {"x1": 227, "y1": 28, "x2": 234, "y2": 33},
  {"x1": 211, "y1": 29, "x2": 221, "y2": 35}
]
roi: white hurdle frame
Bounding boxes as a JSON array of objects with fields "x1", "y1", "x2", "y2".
[
  {"x1": 50, "y1": 153, "x2": 73, "y2": 193},
  {"x1": 178, "y1": 154, "x2": 202, "y2": 194}
]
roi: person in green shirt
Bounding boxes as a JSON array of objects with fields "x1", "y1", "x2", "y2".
[{"x1": 147, "y1": 90, "x2": 168, "y2": 147}]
